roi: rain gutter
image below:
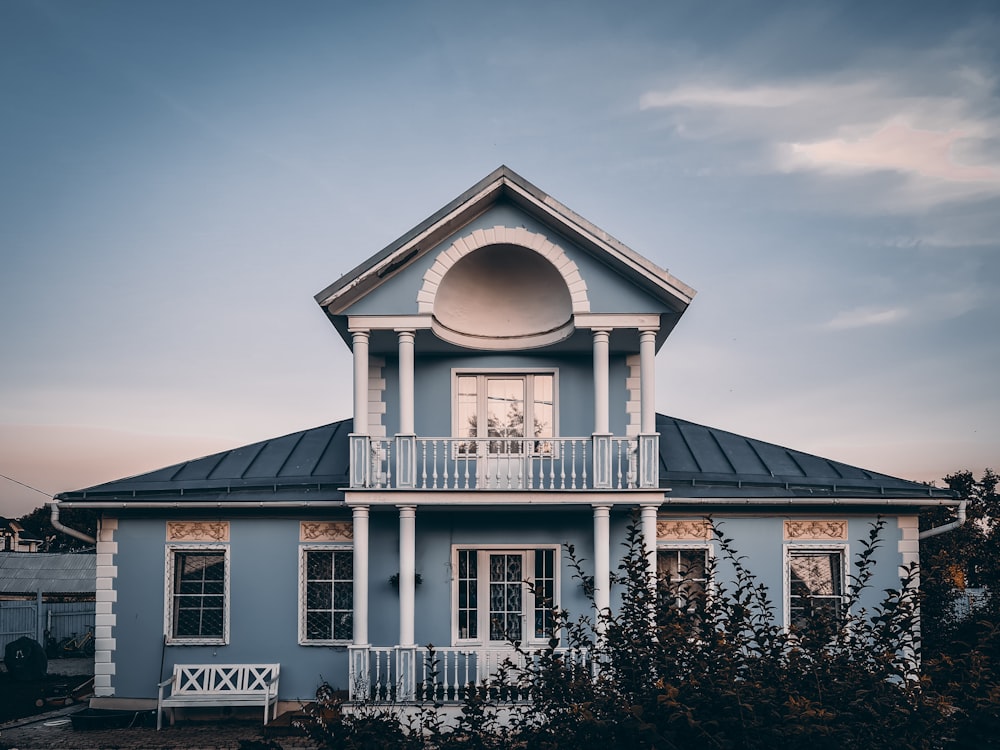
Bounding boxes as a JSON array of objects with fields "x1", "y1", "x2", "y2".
[
  {"x1": 49, "y1": 501, "x2": 97, "y2": 544},
  {"x1": 918, "y1": 499, "x2": 968, "y2": 540}
]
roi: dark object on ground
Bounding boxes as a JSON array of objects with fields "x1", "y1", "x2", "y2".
[
  {"x1": 4, "y1": 636, "x2": 47, "y2": 680},
  {"x1": 70, "y1": 707, "x2": 155, "y2": 730}
]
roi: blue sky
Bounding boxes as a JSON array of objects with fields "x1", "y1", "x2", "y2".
[{"x1": 2, "y1": 0, "x2": 998, "y2": 516}]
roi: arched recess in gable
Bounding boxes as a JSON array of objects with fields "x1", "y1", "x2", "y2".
[{"x1": 416, "y1": 226, "x2": 590, "y2": 350}]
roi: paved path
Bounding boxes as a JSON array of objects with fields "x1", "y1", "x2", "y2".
[{"x1": 0, "y1": 707, "x2": 318, "y2": 750}]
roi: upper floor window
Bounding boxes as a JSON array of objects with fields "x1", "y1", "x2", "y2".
[{"x1": 454, "y1": 372, "x2": 555, "y2": 454}]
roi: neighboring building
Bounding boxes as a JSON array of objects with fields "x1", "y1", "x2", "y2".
[
  {"x1": 0, "y1": 551, "x2": 96, "y2": 652},
  {"x1": 0, "y1": 518, "x2": 41, "y2": 552},
  {"x1": 54, "y1": 167, "x2": 958, "y2": 710}
]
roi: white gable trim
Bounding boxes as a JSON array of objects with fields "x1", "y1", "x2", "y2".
[{"x1": 417, "y1": 225, "x2": 590, "y2": 315}]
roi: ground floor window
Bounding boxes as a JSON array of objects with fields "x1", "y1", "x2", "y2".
[
  {"x1": 165, "y1": 545, "x2": 229, "y2": 644},
  {"x1": 786, "y1": 547, "x2": 846, "y2": 632},
  {"x1": 657, "y1": 547, "x2": 711, "y2": 612},
  {"x1": 454, "y1": 547, "x2": 557, "y2": 645},
  {"x1": 300, "y1": 547, "x2": 353, "y2": 644}
]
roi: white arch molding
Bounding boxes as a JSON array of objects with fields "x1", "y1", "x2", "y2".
[{"x1": 416, "y1": 226, "x2": 591, "y2": 350}]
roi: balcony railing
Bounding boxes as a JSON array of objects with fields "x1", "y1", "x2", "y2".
[
  {"x1": 350, "y1": 645, "x2": 594, "y2": 702},
  {"x1": 349, "y1": 435, "x2": 660, "y2": 490}
]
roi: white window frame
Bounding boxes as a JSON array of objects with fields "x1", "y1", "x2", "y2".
[
  {"x1": 783, "y1": 543, "x2": 849, "y2": 632},
  {"x1": 298, "y1": 544, "x2": 354, "y2": 646},
  {"x1": 656, "y1": 543, "x2": 714, "y2": 612},
  {"x1": 450, "y1": 545, "x2": 561, "y2": 647},
  {"x1": 451, "y1": 369, "x2": 559, "y2": 455},
  {"x1": 164, "y1": 543, "x2": 230, "y2": 646}
]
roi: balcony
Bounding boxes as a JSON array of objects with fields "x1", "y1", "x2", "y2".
[{"x1": 349, "y1": 435, "x2": 659, "y2": 491}]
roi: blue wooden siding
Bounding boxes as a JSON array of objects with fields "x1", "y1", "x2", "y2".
[{"x1": 107, "y1": 512, "x2": 907, "y2": 703}]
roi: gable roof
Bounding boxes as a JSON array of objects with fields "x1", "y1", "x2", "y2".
[
  {"x1": 315, "y1": 166, "x2": 695, "y2": 319},
  {"x1": 0, "y1": 552, "x2": 95, "y2": 595},
  {"x1": 55, "y1": 416, "x2": 952, "y2": 505}
]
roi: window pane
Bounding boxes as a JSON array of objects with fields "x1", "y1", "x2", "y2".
[
  {"x1": 533, "y1": 549, "x2": 555, "y2": 638},
  {"x1": 487, "y1": 379, "x2": 525, "y2": 446},
  {"x1": 532, "y1": 374, "x2": 554, "y2": 442},
  {"x1": 457, "y1": 376, "x2": 478, "y2": 453},
  {"x1": 457, "y1": 550, "x2": 478, "y2": 639},
  {"x1": 489, "y1": 554, "x2": 523, "y2": 641}
]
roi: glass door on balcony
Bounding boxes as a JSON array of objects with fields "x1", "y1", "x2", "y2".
[{"x1": 455, "y1": 373, "x2": 554, "y2": 488}]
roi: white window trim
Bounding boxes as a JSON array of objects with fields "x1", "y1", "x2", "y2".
[
  {"x1": 783, "y1": 543, "x2": 849, "y2": 631},
  {"x1": 449, "y1": 544, "x2": 561, "y2": 648},
  {"x1": 164, "y1": 543, "x2": 230, "y2": 646},
  {"x1": 656, "y1": 543, "x2": 715, "y2": 609},
  {"x1": 450, "y1": 368, "x2": 560, "y2": 444},
  {"x1": 298, "y1": 543, "x2": 354, "y2": 646}
]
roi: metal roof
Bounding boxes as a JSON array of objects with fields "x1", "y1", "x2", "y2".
[
  {"x1": 658, "y1": 415, "x2": 953, "y2": 499},
  {"x1": 56, "y1": 420, "x2": 352, "y2": 504},
  {"x1": 0, "y1": 552, "x2": 95, "y2": 595},
  {"x1": 55, "y1": 416, "x2": 952, "y2": 504}
]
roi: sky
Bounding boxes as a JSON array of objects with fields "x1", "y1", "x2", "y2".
[{"x1": 2, "y1": 0, "x2": 999, "y2": 517}]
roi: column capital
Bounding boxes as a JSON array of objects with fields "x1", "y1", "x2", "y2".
[{"x1": 351, "y1": 329, "x2": 371, "y2": 340}]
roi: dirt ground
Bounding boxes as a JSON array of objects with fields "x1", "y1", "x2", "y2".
[{"x1": 0, "y1": 658, "x2": 94, "y2": 724}]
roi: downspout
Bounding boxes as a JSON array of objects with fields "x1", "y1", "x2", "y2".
[
  {"x1": 918, "y1": 500, "x2": 967, "y2": 540},
  {"x1": 49, "y1": 501, "x2": 96, "y2": 545}
]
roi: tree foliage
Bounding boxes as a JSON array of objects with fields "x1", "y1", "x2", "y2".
[{"x1": 297, "y1": 514, "x2": 1000, "y2": 749}]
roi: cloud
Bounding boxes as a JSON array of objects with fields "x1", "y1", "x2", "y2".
[
  {"x1": 785, "y1": 122, "x2": 998, "y2": 182},
  {"x1": 639, "y1": 68, "x2": 1000, "y2": 206},
  {"x1": 824, "y1": 306, "x2": 910, "y2": 330}
]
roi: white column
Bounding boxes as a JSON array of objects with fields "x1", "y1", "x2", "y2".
[
  {"x1": 639, "y1": 329, "x2": 657, "y2": 434},
  {"x1": 592, "y1": 329, "x2": 611, "y2": 434},
  {"x1": 349, "y1": 505, "x2": 370, "y2": 700},
  {"x1": 352, "y1": 331, "x2": 370, "y2": 435},
  {"x1": 397, "y1": 330, "x2": 415, "y2": 435},
  {"x1": 640, "y1": 503, "x2": 659, "y2": 583},
  {"x1": 352, "y1": 506, "x2": 370, "y2": 645},
  {"x1": 593, "y1": 504, "x2": 611, "y2": 630},
  {"x1": 398, "y1": 505, "x2": 416, "y2": 647}
]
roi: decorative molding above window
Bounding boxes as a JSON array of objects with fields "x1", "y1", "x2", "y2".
[
  {"x1": 657, "y1": 519, "x2": 712, "y2": 541},
  {"x1": 300, "y1": 521, "x2": 354, "y2": 542},
  {"x1": 166, "y1": 521, "x2": 229, "y2": 542},
  {"x1": 783, "y1": 520, "x2": 848, "y2": 541}
]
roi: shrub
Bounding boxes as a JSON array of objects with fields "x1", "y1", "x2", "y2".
[{"x1": 297, "y1": 516, "x2": 992, "y2": 749}]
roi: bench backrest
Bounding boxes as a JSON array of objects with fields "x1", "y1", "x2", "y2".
[{"x1": 172, "y1": 664, "x2": 279, "y2": 695}]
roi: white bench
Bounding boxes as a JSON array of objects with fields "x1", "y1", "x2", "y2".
[{"x1": 156, "y1": 663, "x2": 280, "y2": 730}]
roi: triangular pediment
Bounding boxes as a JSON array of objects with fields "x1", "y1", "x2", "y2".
[{"x1": 314, "y1": 167, "x2": 695, "y2": 351}]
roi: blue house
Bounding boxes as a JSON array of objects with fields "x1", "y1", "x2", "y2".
[{"x1": 54, "y1": 167, "x2": 958, "y2": 714}]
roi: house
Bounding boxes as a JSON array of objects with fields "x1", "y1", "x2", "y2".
[
  {"x1": 0, "y1": 518, "x2": 41, "y2": 552},
  {"x1": 53, "y1": 166, "x2": 959, "y2": 712}
]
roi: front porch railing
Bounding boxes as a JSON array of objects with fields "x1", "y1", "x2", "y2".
[
  {"x1": 350, "y1": 646, "x2": 593, "y2": 702},
  {"x1": 350, "y1": 435, "x2": 659, "y2": 491}
]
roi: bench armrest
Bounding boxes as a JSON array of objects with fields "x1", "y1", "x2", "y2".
[{"x1": 158, "y1": 676, "x2": 176, "y2": 688}]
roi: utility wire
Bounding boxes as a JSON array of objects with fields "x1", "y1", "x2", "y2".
[{"x1": 0, "y1": 472, "x2": 53, "y2": 498}]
